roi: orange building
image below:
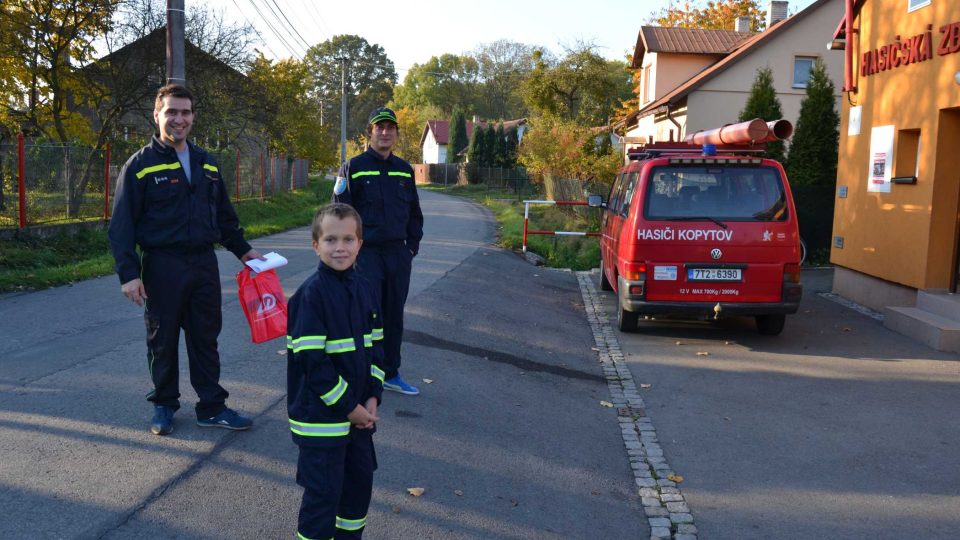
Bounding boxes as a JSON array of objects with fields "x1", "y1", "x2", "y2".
[{"x1": 832, "y1": 0, "x2": 960, "y2": 349}]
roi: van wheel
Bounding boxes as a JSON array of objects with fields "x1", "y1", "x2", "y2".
[
  {"x1": 617, "y1": 292, "x2": 639, "y2": 332},
  {"x1": 756, "y1": 314, "x2": 786, "y2": 335},
  {"x1": 600, "y1": 260, "x2": 613, "y2": 291}
]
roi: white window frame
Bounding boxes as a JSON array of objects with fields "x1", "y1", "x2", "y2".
[
  {"x1": 908, "y1": 0, "x2": 930, "y2": 12},
  {"x1": 792, "y1": 56, "x2": 817, "y2": 89}
]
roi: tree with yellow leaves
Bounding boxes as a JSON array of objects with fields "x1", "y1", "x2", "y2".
[{"x1": 650, "y1": 0, "x2": 766, "y2": 31}]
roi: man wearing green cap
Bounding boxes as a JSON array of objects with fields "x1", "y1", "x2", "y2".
[{"x1": 334, "y1": 106, "x2": 424, "y2": 396}]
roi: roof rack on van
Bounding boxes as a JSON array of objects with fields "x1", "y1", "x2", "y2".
[
  {"x1": 627, "y1": 142, "x2": 766, "y2": 161},
  {"x1": 627, "y1": 118, "x2": 793, "y2": 161}
]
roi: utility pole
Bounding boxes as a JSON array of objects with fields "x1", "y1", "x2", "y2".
[
  {"x1": 166, "y1": 0, "x2": 186, "y2": 85},
  {"x1": 340, "y1": 58, "x2": 347, "y2": 164}
]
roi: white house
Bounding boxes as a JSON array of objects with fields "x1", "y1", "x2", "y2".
[{"x1": 420, "y1": 118, "x2": 527, "y2": 164}]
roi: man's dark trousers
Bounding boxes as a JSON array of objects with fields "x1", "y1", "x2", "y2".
[
  {"x1": 356, "y1": 243, "x2": 411, "y2": 379},
  {"x1": 142, "y1": 248, "x2": 228, "y2": 419}
]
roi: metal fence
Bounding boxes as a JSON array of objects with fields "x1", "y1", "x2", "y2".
[{"x1": 0, "y1": 136, "x2": 310, "y2": 229}]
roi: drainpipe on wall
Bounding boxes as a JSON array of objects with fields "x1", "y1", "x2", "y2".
[{"x1": 665, "y1": 103, "x2": 683, "y2": 142}]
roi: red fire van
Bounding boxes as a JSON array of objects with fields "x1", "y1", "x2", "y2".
[{"x1": 592, "y1": 120, "x2": 802, "y2": 335}]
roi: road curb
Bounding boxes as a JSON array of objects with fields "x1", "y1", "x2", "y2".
[{"x1": 577, "y1": 271, "x2": 699, "y2": 540}]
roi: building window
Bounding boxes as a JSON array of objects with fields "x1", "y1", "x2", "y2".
[
  {"x1": 908, "y1": 0, "x2": 930, "y2": 12},
  {"x1": 642, "y1": 66, "x2": 653, "y2": 104},
  {"x1": 792, "y1": 56, "x2": 816, "y2": 88},
  {"x1": 895, "y1": 129, "x2": 921, "y2": 178}
]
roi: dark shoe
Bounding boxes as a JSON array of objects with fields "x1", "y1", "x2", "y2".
[
  {"x1": 383, "y1": 375, "x2": 420, "y2": 396},
  {"x1": 150, "y1": 405, "x2": 175, "y2": 436},
  {"x1": 196, "y1": 408, "x2": 252, "y2": 430}
]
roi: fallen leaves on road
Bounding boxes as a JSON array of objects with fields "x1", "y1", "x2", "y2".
[
  {"x1": 407, "y1": 487, "x2": 425, "y2": 497},
  {"x1": 640, "y1": 383, "x2": 652, "y2": 389},
  {"x1": 842, "y1": 327, "x2": 852, "y2": 332},
  {"x1": 422, "y1": 378, "x2": 433, "y2": 384},
  {"x1": 675, "y1": 341, "x2": 684, "y2": 345},
  {"x1": 724, "y1": 341, "x2": 732, "y2": 345},
  {"x1": 454, "y1": 490, "x2": 463, "y2": 496},
  {"x1": 667, "y1": 474, "x2": 684, "y2": 483},
  {"x1": 599, "y1": 400, "x2": 614, "y2": 408},
  {"x1": 392, "y1": 506, "x2": 401, "y2": 514},
  {"x1": 696, "y1": 351, "x2": 709, "y2": 356}
]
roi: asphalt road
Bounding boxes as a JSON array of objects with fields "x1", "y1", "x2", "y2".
[
  {"x1": 592, "y1": 267, "x2": 960, "y2": 539},
  {"x1": 0, "y1": 190, "x2": 648, "y2": 539}
]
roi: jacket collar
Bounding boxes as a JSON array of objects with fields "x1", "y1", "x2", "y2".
[
  {"x1": 364, "y1": 146, "x2": 392, "y2": 162},
  {"x1": 318, "y1": 261, "x2": 356, "y2": 282},
  {"x1": 149, "y1": 135, "x2": 206, "y2": 160}
]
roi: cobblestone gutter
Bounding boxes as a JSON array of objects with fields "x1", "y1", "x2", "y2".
[{"x1": 577, "y1": 272, "x2": 699, "y2": 540}]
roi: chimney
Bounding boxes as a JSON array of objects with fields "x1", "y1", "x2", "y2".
[
  {"x1": 766, "y1": 1, "x2": 788, "y2": 28},
  {"x1": 735, "y1": 16, "x2": 752, "y2": 32}
]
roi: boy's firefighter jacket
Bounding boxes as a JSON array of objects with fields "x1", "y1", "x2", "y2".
[{"x1": 287, "y1": 263, "x2": 385, "y2": 447}]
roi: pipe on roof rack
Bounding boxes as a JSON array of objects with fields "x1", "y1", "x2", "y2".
[{"x1": 684, "y1": 118, "x2": 792, "y2": 145}]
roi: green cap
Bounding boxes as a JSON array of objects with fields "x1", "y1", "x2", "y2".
[{"x1": 368, "y1": 106, "x2": 398, "y2": 125}]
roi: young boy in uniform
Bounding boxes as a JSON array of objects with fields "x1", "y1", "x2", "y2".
[{"x1": 287, "y1": 203, "x2": 385, "y2": 539}]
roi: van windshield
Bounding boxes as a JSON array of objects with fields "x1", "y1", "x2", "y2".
[{"x1": 644, "y1": 165, "x2": 788, "y2": 222}]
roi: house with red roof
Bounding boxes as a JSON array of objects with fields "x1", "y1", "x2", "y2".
[
  {"x1": 420, "y1": 118, "x2": 527, "y2": 164},
  {"x1": 622, "y1": 0, "x2": 844, "y2": 151}
]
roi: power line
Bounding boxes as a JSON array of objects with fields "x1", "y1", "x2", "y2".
[
  {"x1": 245, "y1": 0, "x2": 305, "y2": 59},
  {"x1": 229, "y1": 0, "x2": 281, "y2": 58},
  {"x1": 267, "y1": 0, "x2": 313, "y2": 51},
  {"x1": 302, "y1": 0, "x2": 332, "y2": 40}
]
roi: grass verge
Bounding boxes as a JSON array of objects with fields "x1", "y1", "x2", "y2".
[
  {"x1": 0, "y1": 179, "x2": 332, "y2": 294},
  {"x1": 424, "y1": 183, "x2": 601, "y2": 271}
]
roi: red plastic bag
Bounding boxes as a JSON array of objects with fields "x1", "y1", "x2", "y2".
[{"x1": 237, "y1": 267, "x2": 288, "y2": 343}]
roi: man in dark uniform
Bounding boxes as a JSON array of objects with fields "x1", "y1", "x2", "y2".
[
  {"x1": 334, "y1": 106, "x2": 424, "y2": 396},
  {"x1": 109, "y1": 84, "x2": 262, "y2": 435}
]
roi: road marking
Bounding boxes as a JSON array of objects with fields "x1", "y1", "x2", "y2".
[{"x1": 577, "y1": 271, "x2": 699, "y2": 540}]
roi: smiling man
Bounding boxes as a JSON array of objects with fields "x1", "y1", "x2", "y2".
[
  {"x1": 334, "y1": 106, "x2": 424, "y2": 396},
  {"x1": 108, "y1": 84, "x2": 262, "y2": 436}
]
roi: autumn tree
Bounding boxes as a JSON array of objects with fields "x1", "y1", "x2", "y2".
[
  {"x1": 739, "y1": 66, "x2": 785, "y2": 162},
  {"x1": 472, "y1": 40, "x2": 538, "y2": 119},
  {"x1": 247, "y1": 55, "x2": 332, "y2": 168},
  {"x1": 305, "y1": 35, "x2": 397, "y2": 149},
  {"x1": 650, "y1": 0, "x2": 766, "y2": 31},
  {"x1": 786, "y1": 59, "x2": 839, "y2": 186},
  {"x1": 517, "y1": 117, "x2": 620, "y2": 183},
  {"x1": 447, "y1": 108, "x2": 468, "y2": 163}
]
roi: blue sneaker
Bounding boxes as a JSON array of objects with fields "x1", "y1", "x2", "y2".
[
  {"x1": 196, "y1": 408, "x2": 252, "y2": 430},
  {"x1": 383, "y1": 375, "x2": 420, "y2": 396},
  {"x1": 150, "y1": 405, "x2": 174, "y2": 436}
]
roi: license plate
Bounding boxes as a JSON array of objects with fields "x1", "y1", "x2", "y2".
[{"x1": 687, "y1": 268, "x2": 742, "y2": 281}]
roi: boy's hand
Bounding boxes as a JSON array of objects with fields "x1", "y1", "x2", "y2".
[
  {"x1": 121, "y1": 278, "x2": 147, "y2": 306},
  {"x1": 347, "y1": 404, "x2": 379, "y2": 429},
  {"x1": 364, "y1": 397, "x2": 378, "y2": 419}
]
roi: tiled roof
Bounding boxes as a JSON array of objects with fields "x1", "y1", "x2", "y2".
[
  {"x1": 632, "y1": 27, "x2": 754, "y2": 67},
  {"x1": 420, "y1": 118, "x2": 527, "y2": 146}
]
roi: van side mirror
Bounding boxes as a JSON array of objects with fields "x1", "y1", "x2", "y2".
[{"x1": 587, "y1": 194, "x2": 605, "y2": 208}]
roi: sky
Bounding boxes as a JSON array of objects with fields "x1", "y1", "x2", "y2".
[{"x1": 203, "y1": 0, "x2": 819, "y2": 75}]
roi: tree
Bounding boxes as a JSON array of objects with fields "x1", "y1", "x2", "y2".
[
  {"x1": 392, "y1": 54, "x2": 481, "y2": 117},
  {"x1": 446, "y1": 108, "x2": 468, "y2": 163},
  {"x1": 518, "y1": 117, "x2": 620, "y2": 183},
  {"x1": 247, "y1": 55, "x2": 332, "y2": 168},
  {"x1": 493, "y1": 123, "x2": 507, "y2": 166},
  {"x1": 786, "y1": 59, "x2": 839, "y2": 186},
  {"x1": 481, "y1": 123, "x2": 497, "y2": 167},
  {"x1": 650, "y1": 0, "x2": 766, "y2": 31},
  {"x1": 739, "y1": 66, "x2": 785, "y2": 162},
  {"x1": 521, "y1": 45, "x2": 632, "y2": 126},
  {"x1": 472, "y1": 40, "x2": 538, "y2": 119},
  {"x1": 467, "y1": 122, "x2": 487, "y2": 165},
  {"x1": 304, "y1": 35, "x2": 397, "y2": 150},
  {"x1": 504, "y1": 126, "x2": 520, "y2": 167}
]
